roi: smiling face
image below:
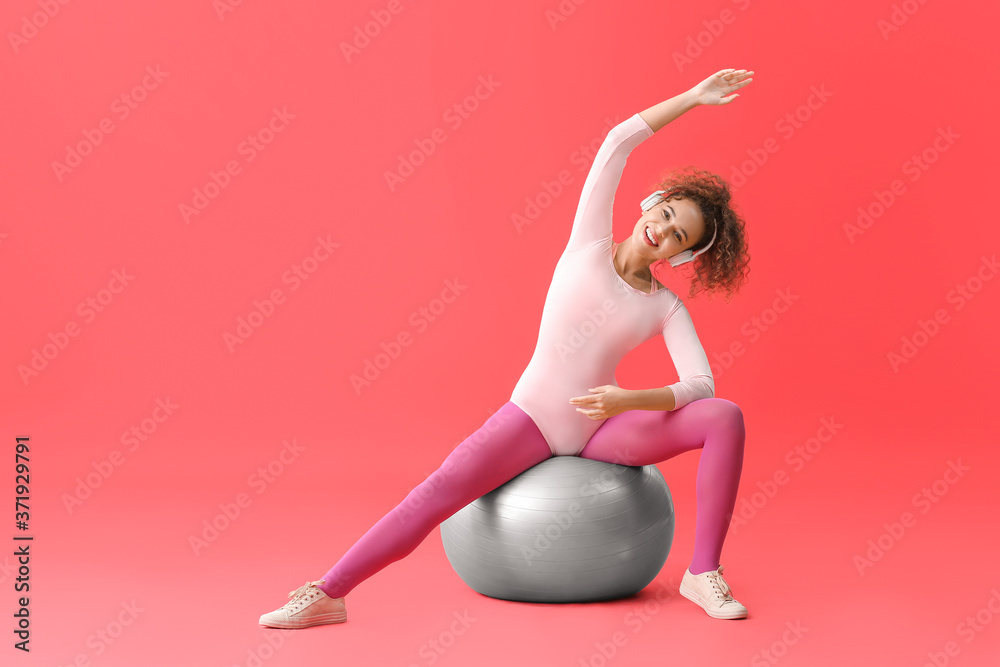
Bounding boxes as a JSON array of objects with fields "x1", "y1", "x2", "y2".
[{"x1": 631, "y1": 196, "x2": 707, "y2": 263}]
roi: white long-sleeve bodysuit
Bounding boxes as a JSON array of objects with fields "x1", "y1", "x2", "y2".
[{"x1": 509, "y1": 112, "x2": 715, "y2": 456}]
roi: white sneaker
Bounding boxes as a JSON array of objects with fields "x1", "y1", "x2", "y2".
[
  {"x1": 259, "y1": 580, "x2": 347, "y2": 629},
  {"x1": 679, "y1": 565, "x2": 748, "y2": 619}
]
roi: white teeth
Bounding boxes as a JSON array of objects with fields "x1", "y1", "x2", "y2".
[{"x1": 645, "y1": 227, "x2": 657, "y2": 245}]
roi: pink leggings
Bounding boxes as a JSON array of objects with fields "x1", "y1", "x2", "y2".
[{"x1": 317, "y1": 398, "x2": 745, "y2": 599}]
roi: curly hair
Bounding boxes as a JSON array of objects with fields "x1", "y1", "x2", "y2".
[{"x1": 651, "y1": 166, "x2": 750, "y2": 302}]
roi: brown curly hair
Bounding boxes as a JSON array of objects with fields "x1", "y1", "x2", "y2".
[{"x1": 651, "y1": 166, "x2": 750, "y2": 302}]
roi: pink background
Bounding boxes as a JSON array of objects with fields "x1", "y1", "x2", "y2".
[{"x1": 3, "y1": 0, "x2": 999, "y2": 665}]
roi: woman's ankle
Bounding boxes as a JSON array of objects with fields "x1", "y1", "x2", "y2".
[{"x1": 316, "y1": 580, "x2": 344, "y2": 599}]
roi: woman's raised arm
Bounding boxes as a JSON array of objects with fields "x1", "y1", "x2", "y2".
[{"x1": 639, "y1": 68, "x2": 754, "y2": 133}]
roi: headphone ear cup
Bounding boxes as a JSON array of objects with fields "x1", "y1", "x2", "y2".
[{"x1": 640, "y1": 191, "x2": 666, "y2": 212}]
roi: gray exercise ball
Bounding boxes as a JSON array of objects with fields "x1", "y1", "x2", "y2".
[{"x1": 440, "y1": 456, "x2": 674, "y2": 603}]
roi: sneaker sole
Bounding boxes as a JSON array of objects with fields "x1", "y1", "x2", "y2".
[
  {"x1": 259, "y1": 611, "x2": 347, "y2": 629},
  {"x1": 678, "y1": 583, "x2": 747, "y2": 620}
]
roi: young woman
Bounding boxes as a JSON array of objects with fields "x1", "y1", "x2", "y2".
[{"x1": 260, "y1": 67, "x2": 754, "y2": 627}]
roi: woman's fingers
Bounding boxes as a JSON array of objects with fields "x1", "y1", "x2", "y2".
[{"x1": 724, "y1": 76, "x2": 754, "y2": 92}]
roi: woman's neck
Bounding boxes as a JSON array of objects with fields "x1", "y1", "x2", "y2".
[{"x1": 614, "y1": 238, "x2": 655, "y2": 287}]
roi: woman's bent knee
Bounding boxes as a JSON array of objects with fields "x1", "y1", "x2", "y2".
[{"x1": 701, "y1": 398, "x2": 745, "y2": 435}]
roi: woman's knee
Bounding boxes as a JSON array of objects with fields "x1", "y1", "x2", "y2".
[{"x1": 700, "y1": 398, "x2": 745, "y2": 436}]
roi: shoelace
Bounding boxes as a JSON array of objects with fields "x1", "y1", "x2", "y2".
[
  {"x1": 283, "y1": 580, "x2": 325, "y2": 612},
  {"x1": 703, "y1": 566, "x2": 736, "y2": 604}
]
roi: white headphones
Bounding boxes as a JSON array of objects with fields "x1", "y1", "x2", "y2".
[{"x1": 640, "y1": 190, "x2": 717, "y2": 267}]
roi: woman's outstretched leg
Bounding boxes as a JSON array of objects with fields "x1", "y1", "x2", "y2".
[
  {"x1": 315, "y1": 401, "x2": 553, "y2": 599},
  {"x1": 576, "y1": 397, "x2": 745, "y2": 576},
  {"x1": 261, "y1": 402, "x2": 552, "y2": 627}
]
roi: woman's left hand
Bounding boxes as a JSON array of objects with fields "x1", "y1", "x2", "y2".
[{"x1": 569, "y1": 385, "x2": 632, "y2": 420}]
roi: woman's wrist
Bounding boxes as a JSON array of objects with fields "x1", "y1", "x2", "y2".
[
  {"x1": 623, "y1": 387, "x2": 677, "y2": 412},
  {"x1": 682, "y1": 88, "x2": 703, "y2": 108}
]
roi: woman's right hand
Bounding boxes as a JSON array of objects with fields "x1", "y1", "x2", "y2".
[{"x1": 691, "y1": 68, "x2": 754, "y2": 106}]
